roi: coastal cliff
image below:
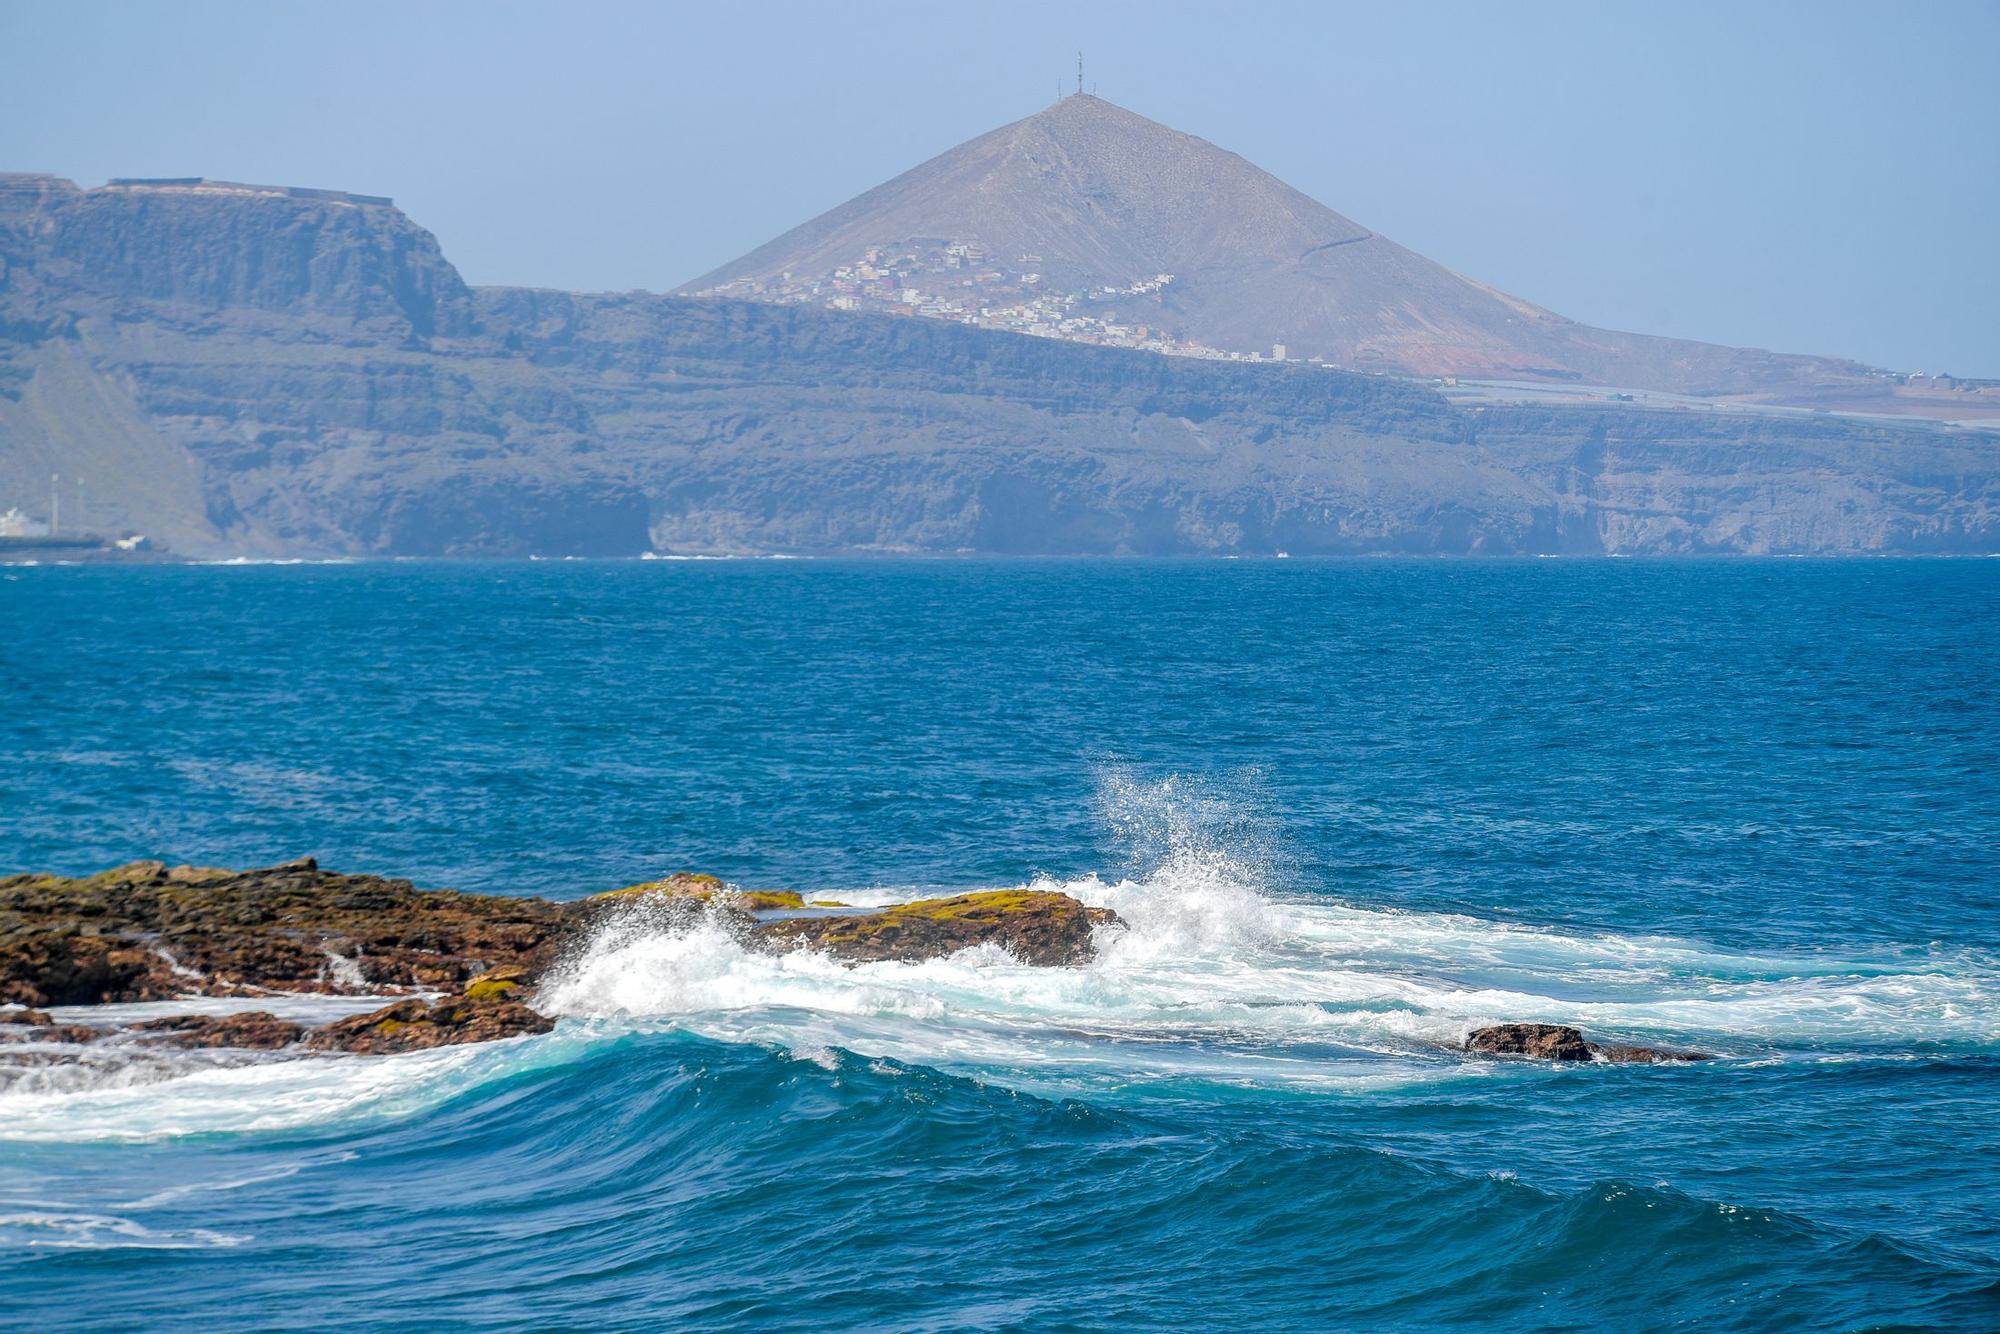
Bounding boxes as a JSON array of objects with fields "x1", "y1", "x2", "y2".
[{"x1": 1, "y1": 174, "x2": 1995, "y2": 557}]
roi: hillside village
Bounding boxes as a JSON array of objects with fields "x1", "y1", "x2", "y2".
[{"x1": 695, "y1": 239, "x2": 1295, "y2": 364}]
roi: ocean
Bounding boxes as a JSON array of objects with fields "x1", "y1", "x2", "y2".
[{"x1": 2, "y1": 558, "x2": 1996, "y2": 1330}]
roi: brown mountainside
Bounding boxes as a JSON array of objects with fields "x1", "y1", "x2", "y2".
[{"x1": 684, "y1": 95, "x2": 1891, "y2": 402}]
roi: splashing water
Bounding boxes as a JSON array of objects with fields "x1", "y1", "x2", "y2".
[
  {"x1": 530, "y1": 769, "x2": 2000, "y2": 1100},
  {"x1": 8, "y1": 769, "x2": 1996, "y2": 1146}
]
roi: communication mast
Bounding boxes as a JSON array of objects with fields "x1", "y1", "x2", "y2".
[{"x1": 1077, "y1": 52, "x2": 1083, "y2": 96}]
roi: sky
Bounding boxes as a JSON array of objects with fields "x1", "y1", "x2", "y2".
[{"x1": 2, "y1": 0, "x2": 1995, "y2": 376}]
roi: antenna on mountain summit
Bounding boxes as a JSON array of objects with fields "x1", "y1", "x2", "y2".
[{"x1": 1077, "y1": 52, "x2": 1083, "y2": 96}]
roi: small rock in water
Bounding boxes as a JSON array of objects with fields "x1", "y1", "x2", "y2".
[
  {"x1": 1467, "y1": 1023, "x2": 1594, "y2": 1061},
  {"x1": 1586, "y1": 1041, "x2": 1712, "y2": 1064},
  {"x1": 1466, "y1": 1023, "x2": 1711, "y2": 1063}
]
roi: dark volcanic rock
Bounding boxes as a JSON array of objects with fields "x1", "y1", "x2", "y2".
[
  {"x1": 1467, "y1": 1023, "x2": 1711, "y2": 1063},
  {"x1": 1467, "y1": 1023, "x2": 1595, "y2": 1061},
  {"x1": 305, "y1": 987, "x2": 555, "y2": 1055},
  {"x1": 1584, "y1": 1041, "x2": 1713, "y2": 1065},
  {"x1": 0, "y1": 861, "x2": 1136, "y2": 1061},
  {"x1": 754, "y1": 890, "x2": 1122, "y2": 967},
  {"x1": 138, "y1": 1011, "x2": 308, "y2": 1050},
  {"x1": 0, "y1": 856, "x2": 570, "y2": 1005}
]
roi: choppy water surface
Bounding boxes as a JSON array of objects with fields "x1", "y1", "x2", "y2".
[{"x1": 2, "y1": 559, "x2": 1997, "y2": 1330}]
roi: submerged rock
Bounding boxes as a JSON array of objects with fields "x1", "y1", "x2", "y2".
[
  {"x1": 1467, "y1": 1024, "x2": 1711, "y2": 1064},
  {"x1": 138, "y1": 1011, "x2": 309, "y2": 1050},
  {"x1": 1585, "y1": 1041, "x2": 1712, "y2": 1065},
  {"x1": 755, "y1": 890, "x2": 1122, "y2": 967},
  {"x1": 0, "y1": 1004, "x2": 99, "y2": 1045}
]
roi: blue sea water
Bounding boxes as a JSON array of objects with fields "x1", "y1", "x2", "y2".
[{"x1": 1, "y1": 558, "x2": 1997, "y2": 1331}]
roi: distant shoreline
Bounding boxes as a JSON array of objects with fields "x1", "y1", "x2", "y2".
[{"x1": 8, "y1": 550, "x2": 2000, "y2": 568}]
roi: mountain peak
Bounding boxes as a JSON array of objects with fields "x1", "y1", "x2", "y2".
[{"x1": 683, "y1": 99, "x2": 1862, "y2": 395}]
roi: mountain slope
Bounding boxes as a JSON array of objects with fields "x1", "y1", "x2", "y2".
[{"x1": 683, "y1": 95, "x2": 1897, "y2": 401}]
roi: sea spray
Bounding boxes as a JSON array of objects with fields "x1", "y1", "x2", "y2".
[{"x1": 527, "y1": 772, "x2": 2000, "y2": 1091}]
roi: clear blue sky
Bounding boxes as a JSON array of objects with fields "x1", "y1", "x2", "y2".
[{"x1": 3, "y1": 0, "x2": 1995, "y2": 375}]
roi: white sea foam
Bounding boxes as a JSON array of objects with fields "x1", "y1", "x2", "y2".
[
  {"x1": 0, "y1": 1027, "x2": 592, "y2": 1143},
  {"x1": 0, "y1": 1211, "x2": 248, "y2": 1250},
  {"x1": 536, "y1": 774, "x2": 1998, "y2": 1091},
  {"x1": 4, "y1": 773, "x2": 1993, "y2": 1140},
  {"x1": 194, "y1": 557, "x2": 356, "y2": 566}
]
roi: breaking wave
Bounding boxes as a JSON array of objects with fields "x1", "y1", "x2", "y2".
[{"x1": 6, "y1": 773, "x2": 1993, "y2": 1147}]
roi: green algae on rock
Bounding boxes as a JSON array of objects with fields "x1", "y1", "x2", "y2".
[
  {"x1": 0, "y1": 856, "x2": 572, "y2": 1006},
  {"x1": 0, "y1": 861, "x2": 1126, "y2": 1061},
  {"x1": 589, "y1": 874, "x2": 807, "y2": 913},
  {"x1": 305, "y1": 986, "x2": 556, "y2": 1055},
  {"x1": 755, "y1": 890, "x2": 1122, "y2": 967}
]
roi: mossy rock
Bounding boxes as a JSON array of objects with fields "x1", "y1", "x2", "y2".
[
  {"x1": 307, "y1": 990, "x2": 553, "y2": 1054},
  {"x1": 755, "y1": 890, "x2": 1120, "y2": 967},
  {"x1": 590, "y1": 875, "x2": 804, "y2": 912},
  {"x1": 462, "y1": 969, "x2": 527, "y2": 1002},
  {"x1": 0, "y1": 857, "x2": 572, "y2": 1004}
]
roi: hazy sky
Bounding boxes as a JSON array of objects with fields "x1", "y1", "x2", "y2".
[{"x1": 3, "y1": 0, "x2": 1995, "y2": 375}]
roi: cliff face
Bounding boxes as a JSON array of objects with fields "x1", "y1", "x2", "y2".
[
  {"x1": 0, "y1": 174, "x2": 1994, "y2": 558},
  {"x1": 2, "y1": 175, "x2": 475, "y2": 334}
]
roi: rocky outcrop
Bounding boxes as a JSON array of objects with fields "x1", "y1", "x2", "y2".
[
  {"x1": 1467, "y1": 1023, "x2": 1711, "y2": 1064},
  {"x1": 754, "y1": 890, "x2": 1121, "y2": 967},
  {"x1": 0, "y1": 856, "x2": 571, "y2": 1006},
  {"x1": 0, "y1": 861, "x2": 1122, "y2": 1062},
  {"x1": 1467, "y1": 1023, "x2": 1594, "y2": 1061},
  {"x1": 588, "y1": 873, "x2": 808, "y2": 914},
  {"x1": 305, "y1": 981, "x2": 554, "y2": 1055}
]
